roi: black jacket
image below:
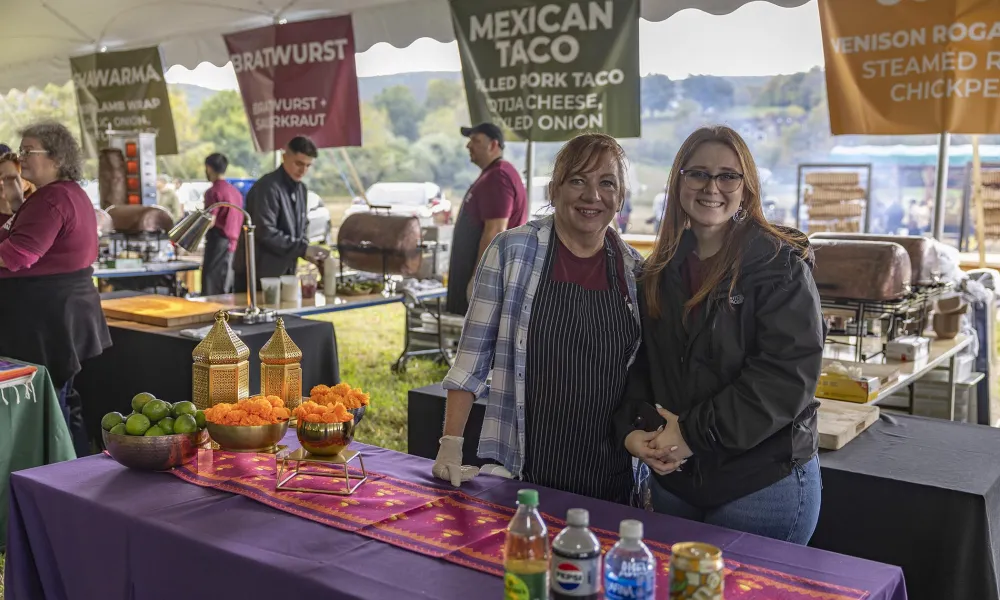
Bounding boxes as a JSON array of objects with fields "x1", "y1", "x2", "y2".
[
  {"x1": 614, "y1": 224, "x2": 824, "y2": 509},
  {"x1": 233, "y1": 166, "x2": 308, "y2": 290}
]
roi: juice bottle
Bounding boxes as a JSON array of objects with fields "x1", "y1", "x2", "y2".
[{"x1": 503, "y1": 489, "x2": 550, "y2": 600}]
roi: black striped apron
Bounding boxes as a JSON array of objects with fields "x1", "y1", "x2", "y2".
[{"x1": 522, "y1": 236, "x2": 639, "y2": 504}]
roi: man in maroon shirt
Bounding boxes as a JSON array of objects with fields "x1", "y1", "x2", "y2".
[
  {"x1": 201, "y1": 153, "x2": 244, "y2": 296},
  {"x1": 445, "y1": 123, "x2": 528, "y2": 316}
]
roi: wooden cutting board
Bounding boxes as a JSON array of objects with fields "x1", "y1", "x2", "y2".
[
  {"x1": 101, "y1": 295, "x2": 232, "y2": 327},
  {"x1": 818, "y1": 399, "x2": 880, "y2": 450}
]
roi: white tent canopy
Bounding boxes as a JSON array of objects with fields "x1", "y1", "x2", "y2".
[{"x1": 0, "y1": 0, "x2": 809, "y2": 93}]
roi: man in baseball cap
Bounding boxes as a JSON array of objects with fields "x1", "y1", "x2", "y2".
[{"x1": 446, "y1": 123, "x2": 527, "y2": 316}]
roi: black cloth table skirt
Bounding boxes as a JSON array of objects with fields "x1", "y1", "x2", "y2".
[
  {"x1": 813, "y1": 413, "x2": 1000, "y2": 600},
  {"x1": 77, "y1": 316, "x2": 339, "y2": 450}
]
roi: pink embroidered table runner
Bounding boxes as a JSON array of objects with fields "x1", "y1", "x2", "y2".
[{"x1": 169, "y1": 448, "x2": 870, "y2": 600}]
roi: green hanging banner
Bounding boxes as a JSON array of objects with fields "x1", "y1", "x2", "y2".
[
  {"x1": 449, "y1": 0, "x2": 641, "y2": 142},
  {"x1": 71, "y1": 46, "x2": 178, "y2": 157}
]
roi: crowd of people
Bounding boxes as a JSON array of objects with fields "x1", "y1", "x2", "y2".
[{"x1": 436, "y1": 123, "x2": 825, "y2": 546}]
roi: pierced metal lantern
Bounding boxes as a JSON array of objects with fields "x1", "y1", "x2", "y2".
[
  {"x1": 259, "y1": 317, "x2": 303, "y2": 410},
  {"x1": 192, "y1": 311, "x2": 250, "y2": 410}
]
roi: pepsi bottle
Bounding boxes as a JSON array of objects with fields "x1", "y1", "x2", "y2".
[{"x1": 551, "y1": 508, "x2": 602, "y2": 599}]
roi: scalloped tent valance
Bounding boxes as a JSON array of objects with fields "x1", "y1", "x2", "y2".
[{"x1": 0, "y1": 0, "x2": 809, "y2": 94}]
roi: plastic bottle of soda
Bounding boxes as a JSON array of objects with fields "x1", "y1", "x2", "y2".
[
  {"x1": 503, "y1": 489, "x2": 550, "y2": 600},
  {"x1": 551, "y1": 508, "x2": 602, "y2": 599},
  {"x1": 603, "y1": 519, "x2": 656, "y2": 600}
]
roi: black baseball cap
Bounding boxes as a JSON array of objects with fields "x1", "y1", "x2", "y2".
[{"x1": 460, "y1": 123, "x2": 504, "y2": 149}]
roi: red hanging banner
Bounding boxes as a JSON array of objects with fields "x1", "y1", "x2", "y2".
[{"x1": 224, "y1": 15, "x2": 363, "y2": 152}]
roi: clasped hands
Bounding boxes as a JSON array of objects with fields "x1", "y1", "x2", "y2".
[{"x1": 625, "y1": 404, "x2": 693, "y2": 476}]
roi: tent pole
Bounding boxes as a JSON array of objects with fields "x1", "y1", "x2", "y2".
[
  {"x1": 972, "y1": 135, "x2": 987, "y2": 267},
  {"x1": 525, "y1": 140, "x2": 535, "y2": 206},
  {"x1": 932, "y1": 132, "x2": 950, "y2": 241}
]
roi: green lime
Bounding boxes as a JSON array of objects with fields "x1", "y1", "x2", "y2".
[
  {"x1": 174, "y1": 414, "x2": 198, "y2": 434},
  {"x1": 101, "y1": 412, "x2": 124, "y2": 432},
  {"x1": 158, "y1": 417, "x2": 175, "y2": 434},
  {"x1": 173, "y1": 401, "x2": 197, "y2": 418},
  {"x1": 131, "y1": 392, "x2": 156, "y2": 413},
  {"x1": 109, "y1": 423, "x2": 127, "y2": 435},
  {"x1": 195, "y1": 410, "x2": 206, "y2": 429},
  {"x1": 142, "y1": 399, "x2": 170, "y2": 423},
  {"x1": 125, "y1": 413, "x2": 151, "y2": 436},
  {"x1": 144, "y1": 425, "x2": 165, "y2": 437}
]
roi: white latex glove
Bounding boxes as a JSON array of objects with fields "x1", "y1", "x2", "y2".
[
  {"x1": 480, "y1": 464, "x2": 513, "y2": 478},
  {"x1": 432, "y1": 435, "x2": 480, "y2": 487}
]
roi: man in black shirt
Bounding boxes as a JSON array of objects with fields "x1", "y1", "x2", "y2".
[{"x1": 233, "y1": 136, "x2": 328, "y2": 292}]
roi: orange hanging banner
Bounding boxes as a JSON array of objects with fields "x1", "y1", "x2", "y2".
[{"x1": 819, "y1": 0, "x2": 1000, "y2": 134}]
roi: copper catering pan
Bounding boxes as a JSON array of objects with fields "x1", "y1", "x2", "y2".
[
  {"x1": 808, "y1": 232, "x2": 939, "y2": 286},
  {"x1": 811, "y1": 239, "x2": 912, "y2": 301}
]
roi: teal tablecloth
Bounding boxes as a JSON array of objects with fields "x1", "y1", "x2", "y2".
[{"x1": 1, "y1": 359, "x2": 76, "y2": 550}]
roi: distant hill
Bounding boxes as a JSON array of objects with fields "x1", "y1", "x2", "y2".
[
  {"x1": 359, "y1": 71, "x2": 462, "y2": 103},
  {"x1": 167, "y1": 71, "x2": 801, "y2": 116},
  {"x1": 171, "y1": 83, "x2": 219, "y2": 111}
]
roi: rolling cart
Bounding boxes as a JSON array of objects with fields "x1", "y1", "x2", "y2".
[{"x1": 392, "y1": 286, "x2": 462, "y2": 374}]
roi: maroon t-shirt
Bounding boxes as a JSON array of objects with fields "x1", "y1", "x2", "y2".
[
  {"x1": 0, "y1": 180, "x2": 98, "y2": 278},
  {"x1": 681, "y1": 252, "x2": 719, "y2": 319},
  {"x1": 462, "y1": 159, "x2": 528, "y2": 228},
  {"x1": 551, "y1": 232, "x2": 629, "y2": 300},
  {"x1": 204, "y1": 179, "x2": 245, "y2": 252}
]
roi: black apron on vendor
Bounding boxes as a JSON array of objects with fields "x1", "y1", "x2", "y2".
[
  {"x1": 445, "y1": 188, "x2": 485, "y2": 317},
  {"x1": 0, "y1": 267, "x2": 111, "y2": 455},
  {"x1": 521, "y1": 237, "x2": 639, "y2": 505}
]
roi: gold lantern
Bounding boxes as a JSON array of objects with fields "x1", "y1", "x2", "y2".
[
  {"x1": 192, "y1": 311, "x2": 250, "y2": 410},
  {"x1": 259, "y1": 318, "x2": 303, "y2": 409}
]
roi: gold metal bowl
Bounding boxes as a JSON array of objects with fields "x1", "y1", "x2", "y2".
[
  {"x1": 102, "y1": 429, "x2": 209, "y2": 471},
  {"x1": 206, "y1": 420, "x2": 290, "y2": 452},
  {"x1": 296, "y1": 418, "x2": 355, "y2": 456}
]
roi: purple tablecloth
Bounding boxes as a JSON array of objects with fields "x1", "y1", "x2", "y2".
[{"x1": 4, "y1": 437, "x2": 907, "y2": 600}]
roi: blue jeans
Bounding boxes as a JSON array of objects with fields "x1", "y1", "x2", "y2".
[{"x1": 650, "y1": 456, "x2": 822, "y2": 545}]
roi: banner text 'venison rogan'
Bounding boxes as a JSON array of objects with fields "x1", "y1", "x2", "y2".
[
  {"x1": 469, "y1": 1, "x2": 614, "y2": 68},
  {"x1": 231, "y1": 39, "x2": 350, "y2": 74},
  {"x1": 832, "y1": 22, "x2": 1000, "y2": 54},
  {"x1": 72, "y1": 64, "x2": 162, "y2": 89}
]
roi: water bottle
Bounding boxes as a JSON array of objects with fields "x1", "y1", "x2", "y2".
[
  {"x1": 603, "y1": 519, "x2": 656, "y2": 600},
  {"x1": 551, "y1": 509, "x2": 601, "y2": 599}
]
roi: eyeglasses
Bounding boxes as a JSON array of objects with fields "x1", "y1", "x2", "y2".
[
  {"x1": 680, "y1": 169, "x2": 744, "y2": 193},
  {"x1": 18, "y1": 149, "x2": 47, "y2": 159},
  {"x1": 0, "y1": 175, "x2": 19, "y2": 186}
]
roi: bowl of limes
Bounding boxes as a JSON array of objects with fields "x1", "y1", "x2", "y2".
[{"x1": 100, "y1": 392, "x2": 209, "y2": 471}]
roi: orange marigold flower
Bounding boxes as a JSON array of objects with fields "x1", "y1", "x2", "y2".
[
  {"x1": 205, "y1": 397, "x2": 289, "y2": 425},
  {"x1": 310, "y1": 385, "x2": 331, "y2": 396}
]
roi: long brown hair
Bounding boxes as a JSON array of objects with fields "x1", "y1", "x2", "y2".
[{"x1": 641, "y1": 125, "x2": 806, "y2": 319}]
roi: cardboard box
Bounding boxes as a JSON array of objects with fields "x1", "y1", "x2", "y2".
[
  {"x1": 886, "y1": 336, "x2": 930, "y2": 361},
  {"x1": 816, "y1": 373, "x2": 881, "y2": 403}
]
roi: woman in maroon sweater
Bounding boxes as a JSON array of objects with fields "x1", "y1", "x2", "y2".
[{"x1": 0, "y1": 122, "x2": 111, "y2": 456}]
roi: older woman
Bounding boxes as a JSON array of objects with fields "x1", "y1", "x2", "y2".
[
  {"x1": 0, "y1": 152, "x2": 37, "y2": 229},
  {"x1": 617, "y1": 125, "x2": 824, "y2": 544},
  {"x1": 0, "y1": 122, "x2": 111, "y2": 456},
  {"x1": 434, "y1": 133, "x2": 645, "y2": 505}
]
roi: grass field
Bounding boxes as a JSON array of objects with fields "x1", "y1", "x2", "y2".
[{"x1": 311, "y1": 303, "x2": 450, "y2": 452}]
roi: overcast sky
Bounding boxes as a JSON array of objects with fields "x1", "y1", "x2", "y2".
[{"x1": 165, "y1": 1, "x2": 825, "y2": 90}]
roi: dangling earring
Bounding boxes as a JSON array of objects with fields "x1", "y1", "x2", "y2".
[{"x1": 733, "y1": 205, "x2": 748, "y2": 224}]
